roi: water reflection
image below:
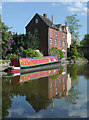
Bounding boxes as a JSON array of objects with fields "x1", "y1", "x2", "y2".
[{"x1": 2, "y1": 63, "x2": 88, "y2": 119}]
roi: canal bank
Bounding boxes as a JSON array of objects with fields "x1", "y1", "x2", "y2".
[{"x1": 0, "y1": 59, "x2": 88, "y2": 71}]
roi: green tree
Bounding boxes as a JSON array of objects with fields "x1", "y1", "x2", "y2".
[
  {"x1": 0, "y1": 14, "x2": 2, "y2": 58},
  {"x1": 24, "y1": 32, "x2": 39, "y2": 50},
  {"x1": 12, "y1": 32, "x2": 39, "y2": 57},
  {"x1": 12, "y1": 33, "x2": 24, "y2": 57},
  {"x1": 49, "y1": 47, "x2": 63, "y2": 59},
  {"x1": 23, "y1": 48, "x2": 40, "y2": 57},
  {"x1": 80, "y1": 34, "x2": 89, "y2": 47},
  {"x1": 65, "y1": 14, "x2": 82, "y2": 44},
  {"x1": 69, "y1": 43, "x2": 77, "y2": 60},
  {"x1": 1, "y1": 14, "x2": 13, "y2": 59}
]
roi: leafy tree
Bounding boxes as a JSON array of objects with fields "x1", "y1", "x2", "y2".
[
  {"x1": 23, "y1": 48, "x2": 40, "y2": 57},
  {"x1": 24, "y1": 32, "x2": 39, "y2": 50},
  {"x1": 65, "y1": 14, "x2": 82, "y2": 44},
  {"x1": 49, "y1": 47, "x2": 63, "y2": 59},
  {"x1": 12, "y1": 32, "x2": 39, "y2": 57},
  {"x1": 80, "y1": 34, "x2": 89, "y2": 47},
  {"x1": 0, "y1": 14, "x2": 13, "y2": 59},
  {"x1": 68, "y1": 43, "x2": 77, "y2": 60},
  {"x1": 12, "y1": 33, "x2": 24, "y2": 57}
]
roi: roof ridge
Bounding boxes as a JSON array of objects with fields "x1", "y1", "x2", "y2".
[{"x1": 38, "y1": 13, "x2": 59, "y2": 30}]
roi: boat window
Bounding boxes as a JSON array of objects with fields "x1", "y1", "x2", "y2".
[
  {"x1": 45, "y1": 59, "x2": 46, "y2": 62},
  {"x1": 49, "y1": 71, "x2": 51, "y2": 74},
  {"x1": 39, "y1": 60, "x2": 40, "y2": 62},
  {"x1": 31, "y1": 61, "x2": 33, "y2": 63},
  {"x1": 54, "y1": 58, "x2": 56, "y2": 61},
  {"x1": 49, "y1": 59, "x2": 51, "y2": 62}
]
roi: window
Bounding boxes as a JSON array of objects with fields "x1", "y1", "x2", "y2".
[
  {"x1": 55, "y1": 31, "x2": 58, "y2": 37},
  {"x1": 55, "y1": 80, "x2": 57, "y2": 86},
  {"x1": 59, "y1": 40, "x2": 62, "y2": 46},
  {"x1": 59, "y1": 78, "x2": 61, "y2": 84},
  {"x1": 55, "y1": 39, "x2": 57, "y2": 45},
  {"x1": 50, "y1": 38, "x2": 52, "y2": 45},
  {"x1": 60, "y1": 27, "x2": 62, "y2": 32},
  {"x1": 50, "y1": 82, "x2": 53, "y2": 88},
  {"x1": 56, "y1": 88, "x2": 58, "y2": 95},
  {"x1": 35, "y1": 18, "x2": 38, "y2": 23},
  {"x1": 63, "y1": 33, "x2": 65, "y2": 39},
  {"x1": 63, "y1": 41, "x2": 65, "y2": 47},
  {"x1": 49, "y1": 59, "x2": 51, "y2": 62},
  {"x1": 63, "y1": 84, "x2": 65, "y2": 91},
  {"x1": 34, "y1": 28, "x2": 39, "y2": 35},
  {"x1": 63, "y1": 77, "x2": 65, "y2": 83}
]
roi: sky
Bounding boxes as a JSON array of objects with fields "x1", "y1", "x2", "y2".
[{"x1": 0, "y1": 1, "x2": 89, "y2": 41}]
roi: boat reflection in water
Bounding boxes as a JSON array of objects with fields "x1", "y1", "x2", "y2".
[{"x1": 10, "y1": 64, "x2": 71, "y2": 112}]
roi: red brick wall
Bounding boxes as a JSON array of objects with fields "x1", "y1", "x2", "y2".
[
  {"x1": 48, "y1": 73, "x2": 67, "y2": 99},
  {"x1": 48, "y1": 27, "x2": 67, "y2": 58}
]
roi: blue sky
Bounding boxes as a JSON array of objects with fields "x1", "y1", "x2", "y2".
[{"x1": 1, "y1": 1, "x2": 88, "y2": 41}]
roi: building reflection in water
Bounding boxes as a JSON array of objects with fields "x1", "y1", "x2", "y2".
[{"x1": 3, "y1": 64, "x2": 71, "y2": 116}]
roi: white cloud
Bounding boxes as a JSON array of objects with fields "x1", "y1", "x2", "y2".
[
  {"x1": 67, "y1": 6, "x2": 80, "y2": 12},
  {"x1": 0, "y1": 4, "x2": 2, "y2": 9},
  {"x1": 52, "y1": 3, "x2": 56, "y2": 6},
  {"x1": 81, "y1": 12, "x2": 86, "y2": 15},
  {"x1": 66, "y1": 2, "x2": 87, "y2": 15}
]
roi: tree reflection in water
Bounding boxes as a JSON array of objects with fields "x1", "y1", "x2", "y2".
[{"x1": 2, "y1": 63, "x2": 88, "y2": 119}]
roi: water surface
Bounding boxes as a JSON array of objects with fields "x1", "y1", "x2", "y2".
[{"x1": 2, "y1": 63, "x2": 89, "y2": 119}]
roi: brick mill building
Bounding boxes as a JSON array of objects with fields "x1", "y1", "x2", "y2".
[{"x1": 25, "y1": 13, "x2": 67, "y2": 58}]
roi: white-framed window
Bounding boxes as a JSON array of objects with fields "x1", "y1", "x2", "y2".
[
  {"x1": 60, "y1": 27, "x2": 62, "y2": 32},
  {"x1": 35, "y1": 18, "x2": 38, "y2": 23},
  {"x1": 55, "y1": 39, "x2": 57, "y2": 45},
  {"x1": 63, "y1": 84, "x2": 65, "y2": 91},
  {"x1": 63, "y1": 77, "x2": 65, "y2": 83},
  {"x1": 59, "y1": 40, "x2": 62, "y2": 46},
  {"x1": 55, "y1": 31, "x2": 58, "y2": 37},
  {"x1": 50, "y1": 82, "x2": 53, "y2": 88},
  {"x1": 63, "y1": 41, "x2": 65, "y2": 47},
  {"x1": 56, "y1": 88, "x2": 58, "y2": 95},
  {"x1": 59, "y1": 78, "x2": 61, "y2": 84},
  {"x1": 55, "y1": 80, "x2": 57, "y2": 86},
  {"x1": 50, "y1": 38, "x2": 52, "y2": 45},
  {"x1": 63, "y1": 33, "x2": 65, "y2": 39},
  {"x1": 34, "y1": 28, "x2": 39, "y2": 35}
]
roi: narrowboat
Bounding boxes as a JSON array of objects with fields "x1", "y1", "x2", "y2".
[
  {"x1": 12, "y1": 68, "x2": 59, "y2": 83},
  {"x1": 7, "y1": 56, "x2": 60, "y2": 73}
]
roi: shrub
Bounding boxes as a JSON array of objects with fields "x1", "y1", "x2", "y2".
[
  {"x1": 49, "y1": 47, "x2": 63, "y2": 59},
  {"x1": 23, "y1": 48, "x2": 43, "y2": 57},
  {"x1": 6, "y1": 53, "x2": 19, "y2": 59},
  {"x1": 78, "y1": 52, "x2": 84, "y2": 57}
]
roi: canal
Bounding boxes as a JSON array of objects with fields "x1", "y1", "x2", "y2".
[{"x1": 1, "y1": 63, "x2": 89, "y2": 119}]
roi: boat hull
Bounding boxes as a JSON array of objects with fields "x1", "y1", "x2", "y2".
[{"x1": 7, "y1": 56, "x2": 61, "y2": 74}]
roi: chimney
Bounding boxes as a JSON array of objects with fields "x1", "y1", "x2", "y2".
[
  {"x1": 52, "y1": 15, "x2": 53, "y2": 24},
  {"x1": 43, "y1": 13, "x2": 47, "y2": 18}
]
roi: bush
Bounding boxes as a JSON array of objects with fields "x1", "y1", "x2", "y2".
[
  {"x1": 78, "y1": 52, "x2": 84, "y2": 57},
  {"x1": 49, "y1": 47, "x2": 63, "y2": 59},
  {"x1": 6, "y1": 53, "x2": 19, "y2": 59},
  {"x1": 24, "y1": 48, "x2": 43, "y2": 57}
]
